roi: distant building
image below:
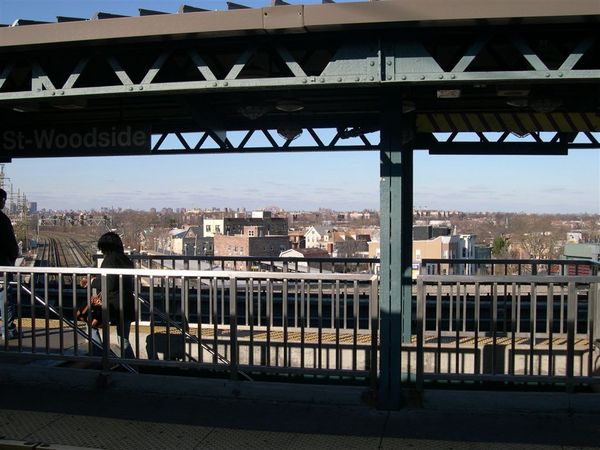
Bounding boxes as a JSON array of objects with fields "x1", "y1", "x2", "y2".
[
  {"x1": 167, "y1": 228, "x2": 188, "y2": 254},
  {"x1": 563, "y1": 242, "x2": 599, "y2": 261},
  {"x1": 459, "y1": 234, "x2": 477, "y2": 275},
  {"x1": 203, "y1": 213, "x2": 287, "y2": 238},
  {"x1": 214, "y1": 226, "x2": 290, "y2": 270},
  {"x1": 474, "y1": 245, "x2": 492, "y2": 260},
  {"x1": 413, "y1": 235, "x2": 461, "y2": 275},
  {"x1": 368, "y1": 241, "x2": 380, "y2": 259},
  {"x1": 183, "y1": 226, "x2": 213, "y2": 256},
  {"x1": 563, "y1": 242, "x2": 599, "y2": 275},
  {"x1": 413, "y1": 230, "x2": 479, "y2": 276},
  {"x1": 413, "y1": 225, "x2": 451, "y2": 240},
  {"x1": 280, "y1": 247, "x2": 330, "y2": 272},
  {"x1": 566, "y1": 232, "x2": 583, "y2": 243},
  {"x1": 332, "y1": 237, "x2": 369, "y2": 258},
  {"x1": 349, "y1": 211, "x2": 371, "y2": 220},
  {"x1": 304, "y1": 226, "x2": 332, "y2": 249},
  {"x1": 166, "y1": 226, "x2": 213, "y2": 256},
  {"x1": 288, "y1": 230, "x2": 306, "y2": 249},
  {"x1": 251, "y1": 210, "x2": 272, "y2": 219},
  {"x1": 280, "y1": 248, "x2": 330, "y2": 258},
  {"x1": 203, "y1": 218, "x2": 224, "y2": 237}
]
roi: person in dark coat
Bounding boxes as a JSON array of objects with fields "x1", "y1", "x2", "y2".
[
  {"x1": 0, "y1": 188, "x2": 19, "y2": 339},
  {"x1": 83, "y1": 232, "x2": 135, "y2": 358}
]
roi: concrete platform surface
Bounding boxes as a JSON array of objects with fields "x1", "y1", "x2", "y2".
[{"x1": 0, "y1": 364, "x2": 599, "y2": 450}]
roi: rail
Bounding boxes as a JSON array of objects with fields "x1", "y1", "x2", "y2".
[
  {"x1": 419, "y1": 258, "x2": 599, "y2": 277},
  {"x1": 0, "y1": 266, "x2": 378, "y2": 384},
  {"x1": 1, "y1": 265, "x2": 598, "y2": 392},
  {"x1": 120, "y1": 254, "x2": 380, "y2": 274},
  {"x1": 415, "y1": 274, "x2": 600, "y2": 390},
  {"x1": 112, "y1": 255, "x2": 596, "y2": 279}
]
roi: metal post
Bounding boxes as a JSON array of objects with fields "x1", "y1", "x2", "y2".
[
  {"x1": 379, "y1": 100, "x2": 414, "y2": 409},
  {"x1": 229, "y1": 277, "x2": 238, "y2": 379},
  {"x1": 1, "y1": 273, "x2": 6, "y2": 345},
  {"x1": 101, "y1": 275, "x2": 110, "y2": 371},
  {"x1": 369, "y1": 275, "x2": 379, "y2": 395},
  {"x1": 566, "y1": 282, "x2": 576, "y2": 392},
  {"x1": 416, "y1": 278, "x2": 424, "y2": 393}
]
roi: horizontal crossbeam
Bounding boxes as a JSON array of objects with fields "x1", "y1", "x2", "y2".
[{"x1": 0, "y1": 28, "x2": 597, "y2": 102}]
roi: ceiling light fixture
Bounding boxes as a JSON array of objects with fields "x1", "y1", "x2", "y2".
[
  {"x1": 276, "y1": 127, "x2": 303, "y2": 141},
  {"x1": 506, "y1": 98, "x2": 528, "y2": 108},
  {"x1": 402, "y1": 100, "x2": 416, "y2": 113},
  {"x1": 275, "y1": 100, "x2": 304, "y2": 112},
  {"x1": 497, "y1": 88, "x2": 530, "y2": 97},
  {"x1": 529, "y1": 97, "x2": 562, "y2": 113},
  {"x1": 437, "y1": 89, "x2": 461, "y2": 99},
  {"x1": 238, "y1": 105, "x2": 269, "y2": 120}
]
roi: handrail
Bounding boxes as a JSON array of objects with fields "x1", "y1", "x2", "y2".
[
  {"x1": 118, "y1": 255, "x2": 380, "y2": 265},
  {"x1": 135, "y1": 293, "x2": 253, "y2": 381},
  {"x1": 419, "y1": 258, "x2": 598, "y2": 276},
  {"x1": 421, "y1": 258, "x2": 599, "y2": 267},
  {"x1": 415, "y1": 274, "x2": 600, "y2": 390},
  {"x1": 418, "y1": 274, "x2": 598, "y2": 283},
  {"x1": 14, "y1": 282, "x2": 137, "y2": 374},
  {"x1": 2, "y1": 266, "x2": 375, "y2": 281}
]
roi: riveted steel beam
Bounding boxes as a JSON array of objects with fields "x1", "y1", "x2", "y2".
[
  {"x1": 151, "y1": 127, "x2": 379, "y2": 154},
  {"x1": 0, "y1": 40, "x2": 379, "y2": 102},
  {"x1": 385, "y1": 32, "x2": 600, "y2": 83},
  {"x1": 1, "y1": 25, "x2": 597, "y2": 103},
  {"x1": 379, "y1": 101, "x2": 414, "y2": 409}
]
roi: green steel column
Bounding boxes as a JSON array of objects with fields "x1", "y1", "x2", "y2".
[{"x1": 379, "y1": 104, "x2": 414, "y2": 409}]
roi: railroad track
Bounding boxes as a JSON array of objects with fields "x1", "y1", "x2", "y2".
[
  {"x1": 37, "y1": 236, "x2": 94, "y2": 268},
  {"x1": 34, "y1": 236, "x2": 95, "y2": 286}
]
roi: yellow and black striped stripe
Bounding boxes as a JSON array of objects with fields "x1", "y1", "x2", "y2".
[{"x1": 417, "y1": 112, "x2": 600, "y2": 133}]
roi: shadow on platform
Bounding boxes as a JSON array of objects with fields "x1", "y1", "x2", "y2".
[{"x1": 0, "y1": 363, "x2": 599, "y2": 449}]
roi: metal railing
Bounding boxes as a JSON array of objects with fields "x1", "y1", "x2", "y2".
[
  {"x1": 123, "y1": 254, "x2": 379, "y2": 274},
  {"x1": 123, "y1": 255, "x2": 596, "y2": 279},
  {"x1": 415, "y1": 275, "x2": 600, "y2": 389},
  {"x1": 2, "y1": 264, "x2": 598, "y2": 392},
  {"x1": 0, "y1": 266, "x2": 378, "y2": 384},
  {"x1": 420, "y1": 258, "x2": 599, "y2": 277}
]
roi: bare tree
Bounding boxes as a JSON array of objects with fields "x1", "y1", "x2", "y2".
[{"x1": 520, "y1": 232, "x2": 559, "y2": 259}]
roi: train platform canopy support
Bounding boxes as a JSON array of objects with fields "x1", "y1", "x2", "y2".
[{"x1": 0, "y1": 0, "x2": 598, "y2": 409}]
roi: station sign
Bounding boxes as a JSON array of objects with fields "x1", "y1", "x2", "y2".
[{"x1": 0, "y1": 124, "x2": 151, "y2": 156}]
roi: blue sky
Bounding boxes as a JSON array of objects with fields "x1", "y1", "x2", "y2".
[{"x1": 1, "y1": 1, "x2": 599, "y2": 214}]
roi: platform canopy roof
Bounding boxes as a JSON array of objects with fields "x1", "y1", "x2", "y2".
[
  {"x1": 0, "y1": 0, "x2": 598, "y2": 157},
  {"x1": 1, "y1": 0, "x2": 598, "y2": 47}
]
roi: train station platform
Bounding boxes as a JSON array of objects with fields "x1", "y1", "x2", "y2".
[{"x1": 1, "y1": 362, "x2": 599, "y2": 450}]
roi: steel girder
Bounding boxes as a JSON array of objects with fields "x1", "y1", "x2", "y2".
[
  {"x1": 151, "y1": 127, "x2": 378, "y2": 154},
  {"x1": 0, "y1": 25, "x2": 598, "y2": 115},
  {"x1": 0, "y1": 27, "x2": 598, "y2": 99},
  {"x1": 9, "y1": 128, "x2": 599, "y2": 158},
  {"x1": 1, "y1": 23, "x2": 598, "y2": 157}
]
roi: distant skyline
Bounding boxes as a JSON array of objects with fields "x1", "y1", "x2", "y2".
[{"x1": 1, "y1": 1, "x2": 599, "y2": 214}]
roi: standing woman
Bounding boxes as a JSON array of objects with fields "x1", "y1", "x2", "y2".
[
  {"x1": 87, "y1": 232, "x2": 136, "y2": 358},
  {"x1": 0, "y1": 188, "x2": 19, "y2": 339}
]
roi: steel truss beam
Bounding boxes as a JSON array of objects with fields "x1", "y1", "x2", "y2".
[
  {"x1": 38, "y1": 216, "x2": 111, "y2": 227},
  {"x1": 385, "y1": 32, "x2": 599, "y2": 83},
  {"x1": 151, "y1": 127, "x2": 378, "y2": 154},
  {"x1": 416, "y1": 131, "x2": 600, "y2": 155},
  {"x1": 0, "y1": 26, "x2": 598, "y2": 103},
  {"x1": 153, "y1": 129, "x2": 598, "y2": 155},
  {"x1": 4, "y1": 127, "x2": 596, "y2": 160}
]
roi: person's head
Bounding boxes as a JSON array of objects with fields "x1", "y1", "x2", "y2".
[
  {"x1": 0, "y1": 189, "x2": 6, "y2": 209},
  {"x1": 97, "y1": 232, "x2": 124, "y2": 254}
]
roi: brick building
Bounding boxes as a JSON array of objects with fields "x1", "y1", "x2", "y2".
[
  {"x1": 204, "y1": 211, "x2": 288, "y2": 237},
  {"x1": 214, "y1": 226, "x2": 290, "y2": 270}
]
